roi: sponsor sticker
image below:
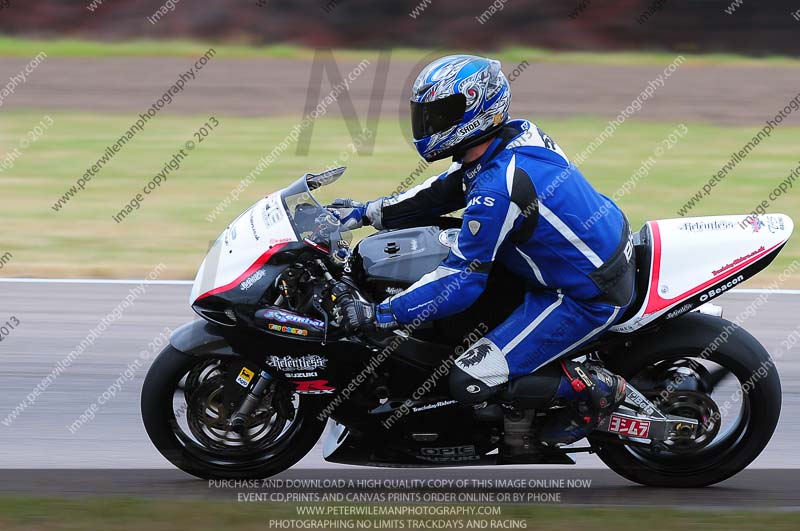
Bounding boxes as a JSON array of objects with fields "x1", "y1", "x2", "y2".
[
  {"x1": 264, "y1": 309, "x2": 324, "y2": 329},
  {"x1": 418, "y1": 445, "x2": 479, "y2": 463},
  {"x1": 699, "y1": 274, "x2": 745, "y2": 302},
  {"x1": 411, "y1": 399, "x2": 458, "y2": 413},
  {"x1": 268, "y1": 323, "x2": 308, "y2": 336},
  {"x1": 608, "y1": 415, "x2": 651, "y2": 438},
  {"x1": 666, "y1": 303, "x2": 693, "y2": 319},
  {"x1": 679, "y1": 220, "x2": 737, "y2": 232},
  {"x1": 766, "y1": 215, "x2": 785, "y2": 233},
  {"x1": 240, "y1": 269, "x2": 266, "y2": 291},
  {"x1": 711, "y1": 246, "x2": 764, "y2": 276},
  {"x1": 292, "y1": 379, "x2": 335, "y2": 394},
  {"x1": 263, "y1": 194, "x2": 286, "y2": 228},
  {"x1": 747, "y1": 217, "x2": 764, "y2": 233},
  {"x1": 236, "y1": 367, "x2": 255, "y2": 387},
  {"x1": 267, "y1": 354, "x2": 327, "y2": 371},
  {"x1": 287, "y1": 371, "x2": 318, "y2": 378}
]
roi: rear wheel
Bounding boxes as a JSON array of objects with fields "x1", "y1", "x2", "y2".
[
  {"x1": 594, "y1": 313, "x2": 781, "y2": 487},
  {"x1": 141, "y1": 346, "x2": 327, "y2": 479}
]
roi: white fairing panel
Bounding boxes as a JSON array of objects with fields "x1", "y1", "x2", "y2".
[
  {"x1": 611, "y1": 214, "x2": 793, "y2": 333},
  {"x1": 322, "y1": 421, "x2": 350, "y2": 460},
  {"x1": 190, "y1": 192, "x2": 297, "y2": 303}
]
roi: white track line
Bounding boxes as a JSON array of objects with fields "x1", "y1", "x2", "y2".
[
  {"x1": 0, "y1": 278, "x2": 799, "y2": 295},
  {"x1": 0, "y1": 278, "x2": 193, "y2": 285}
]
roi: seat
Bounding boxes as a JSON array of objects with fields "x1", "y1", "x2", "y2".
[{"x1": 617, "y1": 224, "x2": 653, "y2": 323}]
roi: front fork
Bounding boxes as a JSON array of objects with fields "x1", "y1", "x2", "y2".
[{"x1": 228, "y1": 370, "x2": 274, "y2": 431}]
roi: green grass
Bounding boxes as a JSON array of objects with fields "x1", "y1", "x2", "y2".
[
  {"x1": 0, "y1": 110, "x2": 798, "y2": 283},
  {"x1": 1, "y1": 36, "x2": 800, "y2": 66},
  {"x1": 0, "y1": 498, "x2": 798, "y2": 531}
]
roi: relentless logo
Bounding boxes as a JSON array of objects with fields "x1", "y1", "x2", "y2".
[
  {"x1": 267, "y1": 354, "x2": 327, "y2": 371},
  {"x1": 458, "y1": 343, "x2": 493, "y2": 368},
  {"x1": 240, "y1": 269, "x2": 266, "y2": 291},
  {"x1": 467, "y1": 219, "x2": 481, "y2": 236},
  {"x1": 679, "y1": 220, "x2": 737, "y2": 232}
]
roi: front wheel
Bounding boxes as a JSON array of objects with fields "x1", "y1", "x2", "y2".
[
  {"x1": 594, "y1": 313, "x2": 781, "y2": 487},
  {"x1": 141, "y1": 346, "x2": 327, "y2": 479}
]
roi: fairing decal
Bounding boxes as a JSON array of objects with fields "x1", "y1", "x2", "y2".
[
  {"x1": 190, "y1": 191, "x2": 297, "y2": 304},
  {"x1": 611, "y1": 213, "x2": 793, "y2": 333}
]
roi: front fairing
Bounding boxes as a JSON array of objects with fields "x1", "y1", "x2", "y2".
[{"x1": 189, "y1": 168, "x2": 347, "y2": 326}]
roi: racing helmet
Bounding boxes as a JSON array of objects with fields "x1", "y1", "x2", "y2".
[{"x1": 410, "y1": 55, "x2": 511, "y2": 162}]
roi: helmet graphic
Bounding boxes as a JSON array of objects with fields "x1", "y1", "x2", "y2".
[{"x1": 410, "y1": 55, "x2": 511, "y2": 162}]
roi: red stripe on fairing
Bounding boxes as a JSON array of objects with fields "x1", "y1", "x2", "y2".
[
  {"x1": 643, "y1": 221, "x2": 663, "y2": 314},
  {"x1": 196, "y1": 243, "x2": 288, "y2": 300},
  {"x1": 643, "y1": 221, "x2": 784, "y2": 314}
]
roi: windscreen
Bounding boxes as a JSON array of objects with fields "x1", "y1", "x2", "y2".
[{"x1": 281, "y1": 171, "x2": 350, "y2": 248}]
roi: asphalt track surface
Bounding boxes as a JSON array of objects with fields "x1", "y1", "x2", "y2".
[{"x1": 0, "y1": 281, "x2": 799, "y2": 506}]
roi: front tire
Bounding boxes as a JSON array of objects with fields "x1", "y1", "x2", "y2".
[
  {"x1": 594, "y1": 313, "x2": 781, "y2": 487},
  {"x1": 141, "y1": 346, "x2": 327, "y2": 479}
]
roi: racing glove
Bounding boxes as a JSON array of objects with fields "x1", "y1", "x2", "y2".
[
  {"x1": 332, "y1": 283, "x2": 398, "y2": 333},
  {"x1": 327, "y1": 198, "x2": 371, "y2": 230}
]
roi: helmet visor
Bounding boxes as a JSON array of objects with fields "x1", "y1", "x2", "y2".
[{"x1": 410, "y1": 94, "x2": 467, "y2": 139}]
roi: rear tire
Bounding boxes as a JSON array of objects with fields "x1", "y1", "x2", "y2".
[
  {"x1": 594, "y1": 313, "x2": 781, "y2": 487},
  {"x1": 141, "y1": 346, "x2": 327, "y2": 480}
]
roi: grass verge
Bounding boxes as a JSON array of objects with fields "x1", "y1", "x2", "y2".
[
  {"x1": 0, "y1": 498, "x2": 798, "y2": 531},
  {"x1": 0, "y1": 110, "x2": 798, "y2": 283}
]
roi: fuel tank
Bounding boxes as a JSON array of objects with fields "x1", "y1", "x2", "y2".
[{"x1": 353, "y1": 226, "x2": 456, "y2": 299}]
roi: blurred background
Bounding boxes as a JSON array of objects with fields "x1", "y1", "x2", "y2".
[
  {"x1": 0, "y1": 0, "x2": 799, "y2": 281},
  {"x1": 2, "y1": 1, "x2": 800, "y2": 529}
]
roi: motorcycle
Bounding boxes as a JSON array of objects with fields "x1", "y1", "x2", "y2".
[{"x1": 142, "y1": 167, "x2": 790, "y2": 487}]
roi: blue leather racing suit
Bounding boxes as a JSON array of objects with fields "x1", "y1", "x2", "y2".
[{"x1": 366, "y1": 119, "x2": 636, "y2": 393}]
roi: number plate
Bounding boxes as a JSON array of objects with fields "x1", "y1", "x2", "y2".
[{"x1": 608, "y1": 414, "x2": 651, "y2": 438}]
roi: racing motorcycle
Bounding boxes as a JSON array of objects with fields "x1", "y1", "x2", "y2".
[{"x1": 141, "y1": 167, "x2": 790, "y2": 487}]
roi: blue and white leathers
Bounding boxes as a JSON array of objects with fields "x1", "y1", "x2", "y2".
[{"x1": 368, "y1": 119, "x2": 636, "y2": 387}]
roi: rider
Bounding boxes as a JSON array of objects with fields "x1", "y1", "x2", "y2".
[{"x1": 329, "y1": 55, "x2": 635, "y2": 456}]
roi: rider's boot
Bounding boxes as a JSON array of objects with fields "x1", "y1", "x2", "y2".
[
  {"x1": 501, "y1": 361, "x2": 627, "y2": 457},
  {"x1": 536, "y1": 360, "x2": 627, "y2": 444}
]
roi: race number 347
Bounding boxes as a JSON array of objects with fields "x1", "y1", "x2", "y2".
[{"x1": 608, "y1": 415, "x2": 651, "y2": 438}]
